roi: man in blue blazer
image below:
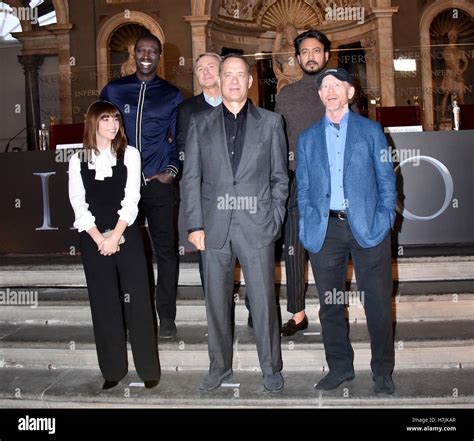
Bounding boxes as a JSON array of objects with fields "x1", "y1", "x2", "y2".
[{"x1": 296, "y1": 68, "x2": 396, "y2": 394}]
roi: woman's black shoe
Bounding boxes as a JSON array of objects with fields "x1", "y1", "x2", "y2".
[
  {"x1": 281, "y1": 314, "x2": 308, "y2": 336},
  {"x1": 144, "y1": 380, "x2": 159, "y2": 389},
  {"x1": 102, "y1": 380, "x2": 119, "y2": 390}
]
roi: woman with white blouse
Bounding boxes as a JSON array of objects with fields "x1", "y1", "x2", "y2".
[{"x1": 69, "y1": 100, "x2": 160, "y2": 390}]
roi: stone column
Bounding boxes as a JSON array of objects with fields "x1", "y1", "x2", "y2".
[
  {"x1": 328, "y1": 42, "x2": 339, "y2": 69},
  {"x1": 372, "y1": 6, "x2": 399, "y2": 107},
  {"x1": 56, "y1": 29, "x2": 73, "y2": 123},
  {"x1": 18, "y1": 55, "x2": 44, "y2": 151},
  {"x1": 184, "y1": 15, "x2": 211, "y2": 93},
  {"x1": 361, "y1": 36, "x2": 379, "y2": 120},
  {"x1": 420, "y1": 29, "x2": 434, "y2": 131}
]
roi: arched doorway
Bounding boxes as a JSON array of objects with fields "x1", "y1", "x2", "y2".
[
  {"x1": 419, "y1": 0, "x2": 474, "y2": 130},
  {"x1": 96, "y1": 11, "x2": 166, "y2": 91}
]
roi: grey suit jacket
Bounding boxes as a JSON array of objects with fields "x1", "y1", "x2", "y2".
[{"x1": 182, "y1": 102, "x2": 289, "y2": 249}]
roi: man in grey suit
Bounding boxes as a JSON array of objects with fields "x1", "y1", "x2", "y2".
[{"x1": 181, "y1": 54, "x2": 288, "y2": 392}]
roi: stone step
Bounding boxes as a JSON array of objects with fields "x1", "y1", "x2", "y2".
[
  {"x1": 1, "y1": 320, "x2": 473, "y2": 345},
  {"x1": 5, "y1": 280, "x2": 473, "y2": 302},
  {"x1": 3, "y1": 286, "x2": 474, "y2": 304},
  {"x1": 1, "y1": 256, "x2": 473, "y2": 286},
  {"x1": 1, "y1": 287, "x2": 473, "y2": 325},
  {"x1": 2, "y1": 342, "x2": 472, "y2": 372},
  {"x1": 2, "y1": 295, "x2": 473, "y2": 325},
  {"x1": 0, "y1": 322, "x2": 472, "y2": 371},
  {"x1": 0, "y1": 367, "x2": 472, "y2": 408}
]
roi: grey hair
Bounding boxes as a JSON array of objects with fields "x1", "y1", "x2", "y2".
[{"x1": 194, "y1": 52, "x2": 222, "y2": 66}]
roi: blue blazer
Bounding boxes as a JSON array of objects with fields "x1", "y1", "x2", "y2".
[{"x1": 296, "y1": 111, "x2": 396, "y2": 253}]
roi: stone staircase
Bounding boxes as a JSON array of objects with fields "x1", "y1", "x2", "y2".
[{"x1": 0, "y1": 257, "x2": 473, "y2": 408}]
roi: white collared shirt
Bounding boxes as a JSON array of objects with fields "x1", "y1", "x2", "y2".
[
  {"x1": 89, "y1": 146, "x2": 116, "y2": 181},
  {"x1": 68, "y1": 146, "x2": 142, "y2": 232},
  {"x1": 203, "y1": 92, "x2": 222, "y2": 107}
]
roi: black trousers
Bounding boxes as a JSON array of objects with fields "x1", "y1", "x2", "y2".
[
  {"x1": 309, "y1": 217, "x2": 394, "y2": 377},
  {"x1": 283, "y1": 173, "x2": 308, "y2": 313},
  {"x1": 140, "y1": 180, "x2": 179, "y2": 322},
  {"x1": 80, "y1": 223, "x2": 161, "y2": 382}
]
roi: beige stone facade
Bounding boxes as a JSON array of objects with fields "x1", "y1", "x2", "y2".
[{"x1": 2, "y1": 0, "x2": 473, "y2": 141}]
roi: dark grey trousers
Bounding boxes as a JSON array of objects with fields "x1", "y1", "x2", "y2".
[
  {"x1": 202, "y1": 217, "x2": 282, "y2": 376},
  {"x1": 244, "y1": 175, "x2": 307, "y2": 315}
]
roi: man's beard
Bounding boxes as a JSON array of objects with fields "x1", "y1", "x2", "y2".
[{"x1": 301, "y1": 63, "x2": 324, "y2": 76}]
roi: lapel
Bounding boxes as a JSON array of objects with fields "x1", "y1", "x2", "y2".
[
  {"x1": 196, "y1": 93, "x2": 209, "y2": 112},
  {"x1": 235, "y1": 102, "x2": 263, "y2": 178},
  {"x1": 311, "y1": 118, "x2": 330, "y2": 180},
  {"x1": 343, "y1": 111, "x2": 360, "y2": 177},
  {"x1": 206, "y1": 104, "x2": 233, "y2": 176}
]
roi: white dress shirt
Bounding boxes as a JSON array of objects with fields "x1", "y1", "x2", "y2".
[
  {"x1": 203, "y1": 92, "x2": 222, "y2": 107},
  {"x1": 68, "y1": 146, "x2": 142, "y2": 232}
]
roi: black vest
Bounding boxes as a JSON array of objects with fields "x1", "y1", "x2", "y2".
[{"x1": 80, "y1": 155, "x2": 127, "y2": 232}]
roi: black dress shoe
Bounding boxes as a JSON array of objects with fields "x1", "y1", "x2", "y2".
[
  {"x1": 144, "y1": 380, "x2": 159, "y2": 389},
  {"x1": 102, "y1": 380, "x2": 119, "y2": 390},
  {"x1": 281, "y1": 314, "x2": 308, "y2": 336},
  {"x1": 314, "y1": 369, "x2": 355, "y2": 391},
  {"x1": 160, "y1": 319, "x2": 177, "y2": 338},
  {"x1": 374, "y1": 375, "x2": 395, "y2": 394}
]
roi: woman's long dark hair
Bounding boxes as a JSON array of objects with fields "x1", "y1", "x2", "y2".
[{"x1": 83, "y1": 100, "x2": 127, "y2": 159}]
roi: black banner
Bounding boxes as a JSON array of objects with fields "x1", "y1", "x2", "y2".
[
  {"x1": 0, "y1": 408, "x2": 472, "y2": 441},
  {"x1": 389, "y1": 130, "x2": 474, "y2": 246},
  {"x1": 0, "y1": 130, "x2": 473, "y2": 255}
]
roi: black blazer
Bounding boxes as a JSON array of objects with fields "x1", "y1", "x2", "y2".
[{"x1": 176, "y1": 93, "x2": 213, "y2": 159}]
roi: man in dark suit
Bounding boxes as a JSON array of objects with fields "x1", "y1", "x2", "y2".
[
  {"x1": 176, "y1": 52, "x2": 222, "y2": 290},
  {"x1": 181, "y1": 54, "x2": 288, "y2": 392},
  {"x1": 297, "y1": 68, "x2": 396, "y2": 394},
  {"x1": 176, "y1": 52, "x2": 222, "y2": 159}
]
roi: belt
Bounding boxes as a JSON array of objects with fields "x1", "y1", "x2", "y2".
[{"x1": 329, "y1": 210, "x2": 347, "y2": 220}]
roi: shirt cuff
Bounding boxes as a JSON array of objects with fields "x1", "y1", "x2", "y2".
[
  {"x1": 117, "y1": 215, "x2": 134, "y2": 227},
  {"x1": 74, "y1": 217, "x2": 96, "y2": 233},
  {"x1": 187, "y1": 228, "x2": 204, "y2": 234},
  {"x1": 166, "y1": 164, "x2": 179, "y2": 178}
]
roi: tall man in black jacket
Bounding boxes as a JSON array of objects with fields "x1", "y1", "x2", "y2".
[{"x1": 100, "y1": 34, "x2": 184, "y2": 338}]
